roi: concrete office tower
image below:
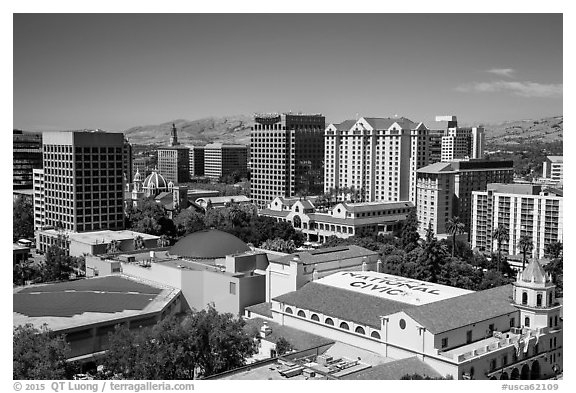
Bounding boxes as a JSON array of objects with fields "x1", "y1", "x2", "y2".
[
  {"x1": 132, "y1": 157, "x2": 152, "y2": 179},
  {"x1": 13, "y1": 130, "x2": 43, "y2": 189},
  {"x1": 471, "y1": 184, "x2": 563, "y2": 259},
  {"x1": 123, "y1": 138, "x2": 133, "y2": 184},
  {"x1": 204, "y1": 143, "x2": 248, "y2": 180},
  {"x1": 542, "y1": 156, "x2": 563, "y2": 183},
  {"x1": 188, "y1": 145, "x2": 205, "y2": 177},
  {"x1": 436, "y1": 115, "x2": 485, "y2": 162},
  {"x1": 251, "y1": 113, "x2": 325, "y2": 208},
  {"x1": 158, "y1": 123, "x2": 190, "y2": 184},
  {"x1": 32, "y1": 168, "x2": 44, "y2": 231},
  {"x1": 40, "y1": 130, "x2": 125, "y2": 232},
  {"x1": 324, "y1": 117, "x2": 430, "y2": 203},
  {"x1": 416, "y1": 160, "x2": 514, "y2": 237}
]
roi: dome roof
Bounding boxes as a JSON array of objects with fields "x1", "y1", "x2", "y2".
[
  {"x1": 143, "y1": 171, "x2": 168, "y2": 190},
  {"x1": 169, "y1": 229, "x2": 251, "y2": 259},
  {"x1": 520, "y1": 259, "x2": 550, "y2": 284}
]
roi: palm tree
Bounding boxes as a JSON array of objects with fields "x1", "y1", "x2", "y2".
[
  {"x1": 446, "y1": 216, "x2": 466, "y2": 257},
  {"x1": 518, "y1": 235, "x2": 534, "y2": 269},
  {"x1": 106, "y1": 239, "x2": 121, "y2": 254},
  {"x1": 492, "y1": 224, "x2": 509, "y2": 272}
]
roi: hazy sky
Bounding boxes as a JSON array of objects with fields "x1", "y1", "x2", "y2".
[{"x1": 13, "y1": 13, "x2": 562, "y2": 131}]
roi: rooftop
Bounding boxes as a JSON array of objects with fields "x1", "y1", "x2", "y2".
[
  {"x1": 342, "y1": 356, "x2": 442, "y2": 380},
  {"x1": 13, "y1": 276, "x2": 179, "y2": 332},
  {"x1": 361, "y1": 117, "x2": 418, "y2": 130},
  {"x1": 169, "y1": 229, "x2": 251, "y2": 259},
  {"x1": 341, "y1": 201, "x2": 414, "y2": 212},
  {"x1": 245, "y1": 302, "x2": 273, "y2": 318},
  {"x1": 547, "y1": 156, "x2": 563, "y2": 162},
  {"x1": 273, "y1": 245, "x2": 378, "y2": 266},
  {"x1": 69, "y1": 230, "x2": 159, "y2": 245}
]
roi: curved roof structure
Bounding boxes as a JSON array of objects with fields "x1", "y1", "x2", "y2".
[
  {"x1": 520, "y1": 259, "x2": 549, "y2": 284},
  {"x1": 143, "y1": 171, "x2": 168, "y2": 190},
  {"x1": 169, "y1": 229, "x2": 251, "y2": 259}
]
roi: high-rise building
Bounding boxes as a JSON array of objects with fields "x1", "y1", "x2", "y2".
[
  {"x1": 188, "y1": 145, "x2": 205, "y2": 177},
  {"x1": 542, "y1": 156, "x2": 563, "y2": 183},
  {"x1": 416, "y1": 160, "x2": 514, "y2": 237},
  {"x1": 123, "y1": 138, "x2": 133, "y2": 184},
  {"x1": 32, "y1": 168, "x2": 44, "y2": 232},
  {"x1": 13, "y1": 130, "x2": 42, "y2": 189},
  {"x1": 132, "y1": 157, "x2": 152, "y2": 179},
  {"x1": 36, "y1": 130, "x2": 125, "y2": 235},
  {"x1": 203, "y1": 143, "x2": 248, "y2": 180},
  {"x1": 324, "y1": 117, "x2": 431, "y2": 203},
  {"x1": 158, "y1": 123, "x2": 190, "y2": 184},
  {"x1": 471, "y1": 183, "x2": 563, "y2": 259},
  {"x1": 251, "y1": 113, "x2": 325, "y2": 208},
  {"x1": 435, "y1": 116, "x2": 485, "y2": 162}
]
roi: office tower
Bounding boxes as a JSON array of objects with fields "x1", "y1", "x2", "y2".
[
  {"x1": 158, "y1": 123, "x2": 190, "y2": 184},
  {"x1": 13, "y1": 130, "x2": 42, "y2": 189},
  {"x1": 188, "y1": 145, "x2": 205, "y2": 177},
  {"x1": 416, "y1": 160, "x2": 514, "y2": 237},
  {"x1": 542, "y1": 156, "x2": 563, "y2": 183},
  {"x1": 132, "y1": 157, "x2": 152, "y2": 179},
  {"x1": 436, "y1": 115, "x2": 485, "y2": 162},
  {"x1": 123, "y1": 138, "x2": 133, "y2": 184},
  {"x1": 39, "y1": 130, "x2": 125, "y2": 233},
  {"x1": 204, "y1": 143, "x2": 248, "y2": 180},
  {"x1": 33, "y1": 169, "x2": 44, "y2": 231},
  {"x1": 251, "y1": 113, "x2": 325, "y2": 208},
  {"x1": 471, "y1": 183, "x2": 563, "y2": 259},
  {"x1": 324, "y1": 117, "x2": 431, "y2": 203}
]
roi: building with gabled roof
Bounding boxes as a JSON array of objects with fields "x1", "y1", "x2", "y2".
[{"x1": 246, "y1": 261, "x2": 562, "y2": 380}]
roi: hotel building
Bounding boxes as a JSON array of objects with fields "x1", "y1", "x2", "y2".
[
  {"x1": 251, "y1": 113, "x2": 325, "y2": 208},
  {"x1": 188, "y1": 145, "x2": 205, "y2": 177},
  {"x1": 542, "y1": 156, "x2": 563, "y2": 183},
  {"x1": 324, "y1": 117, "x2": 431, "y2": 204},
  {"x1": 471, "y1": 183, "x2": 563, "y2": 259},
  {"x1": 204, "y1": 143, "x2": 248, "y2": 180},
  {"x1": 416, "y1": 160, "x2": 514, "y2": 237}
]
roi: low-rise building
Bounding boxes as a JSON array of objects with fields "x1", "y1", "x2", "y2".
[
  {"x1": 542, "y1": 156, "x2": 562, "y2": 183},
  {"x1": 195, "y1": 195, "x2": 251, "y2": 209},
  {"x1": 260, "y1": 197, "x2": 413, "y2": 243}
]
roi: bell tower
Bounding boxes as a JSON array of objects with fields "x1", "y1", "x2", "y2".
[
  {"x1": 170, "y1": 123, "x2": 180, "y2": 146},
  {"x1": 512, "y1": 259, "x2": 561, "y2": 331}
]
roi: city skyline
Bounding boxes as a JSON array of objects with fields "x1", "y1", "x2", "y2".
[{"x1": 14, "y1": 13, "x2": 562, "y2": 132}]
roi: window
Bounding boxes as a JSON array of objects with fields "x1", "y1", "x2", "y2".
[
  {"x1": 325, "y1": 318, "x2": 334, "y2": 326},
  {"x1": 285, "y1": 307, "x2": 293, "y2": 314},
  {"x1": 510, "y1": 318, "x2": 516, "y2": 328},
  {"x1": 311, "y1": 314, "x2": 319, "y2": 322},
  {"x1": 466, "y1": 330, "x2": 473, "y2": 344},
  {"x1": 441, "y1": 338, "x2": 448, "y2": 348},
  {"x1": 297, "y1": 310, "x2": 306, "y2": 318},
  {"x1": 340, "y1": 322, "x2": 350, "y2": 330},
  {"x1": 399, "y1": 319, "x2": 406, "y2": 330},
  {"x1": 371, "y1": 331, "x2": 381, "y2": 340},
  {"x1": 229, "y1": 282, "x2": 236, "y2": 295},
  {"x1": 522, "y1": 292, "x2": 528, "y2": 305},
  {"x1": 537, "y1": 293, "x2": 543, "y2": 307},
  {"x1": 489, "y1": 324, "x2": 495, "y2": 334},
  {"x1": 525, "y1": 316, "x2": 530, "y2": 327},
  {"x1": 489, "y1": 359, "x2": 497, "y2": 371},
  {"x1": 355, "y1": 326, "x2": 365, "y2": 335}
]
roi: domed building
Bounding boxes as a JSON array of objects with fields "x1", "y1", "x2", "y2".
[
  {"x1": 142, "y1": 170, "x2": 169, "y2": 198},
  {"x1": 169, "y1": 229, "x2": 251, "y2": 259}
]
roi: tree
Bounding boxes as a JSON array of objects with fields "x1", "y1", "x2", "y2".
[
  {"x1": 275, "y1": 337, "x2": 294, "y2": 356},
  {"x1": 106, "y1": 239, "x2": 121, "y2": 254},
  {"x1": 13, "y1": 324, "x2": 72, "y2": 380},
  {"x1": 260, "y1": 238, "x2": 297, "y2": 254},
  {"x1": 126, "y1": 198, "x2": 175, "y2": 236},
  {"x1": 544, "y1": 257, "x2": 563, "y2": 297},
  {"x1": 545, "y1": 241, "x2": 563, "y2": 259},
  {"x1": 157, "y1": 235, "x2": 170, "y2": 247},
  {"x1": 133, "y1": 235, "x2": 145, "y2": 250},
  {"x1": 101, "y1": 306, "x2": 258, "y2": 379},
  {"x1": 42, "y1": 244, "x2": 75, "y2": 282},
  {"x1": 492, "y1": 224, "x2": 509, "y2": 272},
  {"x1": 518, "y1": 235, "x2": 534, "y2": 269},
  {"x1": 445, "y1": 216, "x2": 465, "y2": 257},
  {"x1": 13, "y1": 196, "x2": 34, "y2": 242},
  {"x1": 400, "y1": 209, "x2": 420, "y2": 252},
  {"x1": 416, "y1": 237, "x2": 448, "y2": 283}
]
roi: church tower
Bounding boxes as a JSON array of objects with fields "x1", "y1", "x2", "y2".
[
  {"x1": 170, "y1": 123, "x2": 180, "y2": 146},
  {"x1": 512, "y1": 259, "x2": 561, "y2": 331}
]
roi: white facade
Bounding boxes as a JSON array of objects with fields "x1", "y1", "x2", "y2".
[
  {"x1": 542, "y1": 156, "x2": 563, "y2": 183},
  {"x1": 471, "y1": 184, "x2": 563, "y2": 259},
  {"x1": 33, "y1": 168, "x2": 44, "y2": 231}
]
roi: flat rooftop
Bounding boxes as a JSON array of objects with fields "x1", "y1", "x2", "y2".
[
  {"x1": 69, "y1": 230, "x2": 159, "y2": 245},
  {"x1": 13, "y1": 276, "x2": 180, "y2": 332}
]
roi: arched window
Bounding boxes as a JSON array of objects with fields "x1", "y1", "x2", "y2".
[
  {"x1": 537, "y1": 293, "x2": 543, "y2": 307},
  {"x1": 522, "y1": 292, "x2": 528, "y2": 305},
  {"x1": 355, "y1": 326, "x2": 365, "y2": 335},
  {"x1": 549, "y1": 292, "x2": 553, "y2": 306},
  {"x1": 311, "y1": 314, "x2": 320, "y2": 322},
  {"x1": 293, "y1": 215, "x2": 302, "y2": 228},
  {"x1": 340, "y1": 322, "x2": 350, "y2": 330},
  {"x1": 370, "y1": 331, "x2": 381, "y2": 340},
  {"x1": 297, "y1": 310, "x2": 306, "y2": 318},
  {"x1": 525, "y1": 316, "x2": 530, "y2": 327},
  {"x1": 285, "y1": 307, "x2": 293, "y2": 314},
  {"x1": 325, "y1": 318, "x2": 334, "y2": 326}
]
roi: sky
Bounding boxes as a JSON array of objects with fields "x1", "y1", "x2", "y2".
[{"x1": 13, "y1": 13, "x2": 563, "y2": 131}]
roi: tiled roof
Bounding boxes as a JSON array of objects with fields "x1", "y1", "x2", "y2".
[
  {"x1": 343, "y1": 357, "x2": 442, "y2": 380},
  {"x1": 404, "y1": 285, "x2": 516, "y2": 334},
  {"x1": 273, "y1": 245, "x2": 377, "y2": 266},
  {"x1": 244, "y1": 317, "x2": 334, "y2": 351},
  {"x1": 245, "y1": 302, "x2": 273, "y2": 318},
  {"x1": 258, "y1": 209, "x2": 290, "y2": 218},
  {"x1": 341, "y1": 201, "x2": 413, "y2": 212},
  {"x1": 362, "y1": 117, "x2": 418, "y2": 130},
  {"x1": 520, "y1": 259, "x2": 549, "y2": 284},
  {"x1": 307, "y1": 213, "x2": 408, "y2": 226},
  {"x1": 331, "y1": 120, "x2": 356, "y2": 131},
  {"x1": 416, "y1": 162, "x2": 455, "y2": 174},
  {"x1": 273, "y1": 282, "x2": 409, "y2": 329}
]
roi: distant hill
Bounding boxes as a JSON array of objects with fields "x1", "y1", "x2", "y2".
[
  {"x1": 124, "y1": 115, "x2": 254, "y2": 146},
  {"x1": 482, "y1": 116, "x2": 563, "y2": 146},
  {"x1": 123, "y1": 114, "x2": 563, "y2": 147}
]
